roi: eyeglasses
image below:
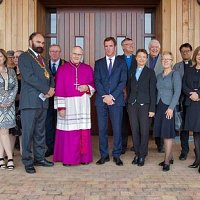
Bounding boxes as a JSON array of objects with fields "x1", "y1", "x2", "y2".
[
  {"x1": 50, "y1": 51, "x2": 61, "y2": 53},
  {"x1": 181, "y1": 50, "x2": 191, "y2": 54},
  {"x1": 161, "y1": 59, "x2": 172, "y2": 61}
]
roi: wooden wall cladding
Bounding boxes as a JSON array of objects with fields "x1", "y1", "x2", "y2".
[
  {"x1": 162, "y1": 0, "x2": 200, "y2": 62},
  {"x1": 0, "y1": 0, "x2": 37, "y2": 51}
]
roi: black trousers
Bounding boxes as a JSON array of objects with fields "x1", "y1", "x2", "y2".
[
  {"x1": 21, "y1": 108, "x2": 47, "y2": 167},
  {"x1": 128, "y1": 103, "x2": 150, "y2": 158},
  {"x1": 121, "y1": 106, "x2": 133, "y2": 150},
  {"x1": 45, "y1": 108, "x2": 57, "y2": 152}
]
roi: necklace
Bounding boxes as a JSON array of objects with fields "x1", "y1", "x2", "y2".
[
  {"x1": 27, "y1": 51, "x2": 50, "y2": 79},
  {"x1": 69, "y1": 61, "x2": 81, "y2": 90},
  {"x1": 0, "y1": 67, "x2": 9, "y2": 91}
]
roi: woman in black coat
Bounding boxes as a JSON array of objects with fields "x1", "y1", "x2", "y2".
[{"x1": 182, "y1": 46, "x2": 200, "y2": 173}]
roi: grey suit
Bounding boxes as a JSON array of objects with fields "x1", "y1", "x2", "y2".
[
  {"x1": 18, "y1": 49, "x2": 55, "y2": 167},
  {"x1": 174, "y1": 60, "x2": 192, "y2": 156},
  {"x1": 147, "y1": 54, "x2": 163, "y2": 76}
]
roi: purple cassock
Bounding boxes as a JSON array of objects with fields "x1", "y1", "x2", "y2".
[{"x1": 53, "y1": 61, "x2": 95, "y2": 165}]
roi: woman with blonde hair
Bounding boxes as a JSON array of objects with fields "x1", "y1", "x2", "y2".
[
  {"x1": 153, "y1": 51, "x2": 182, "y2": 171},
  {"x1": 0, "y1": 49, "x2": 18, "y2": 170}
]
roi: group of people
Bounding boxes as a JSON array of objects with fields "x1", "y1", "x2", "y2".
[{"x1": 0, "y1": 32, "x2": 200, "y2": 174}]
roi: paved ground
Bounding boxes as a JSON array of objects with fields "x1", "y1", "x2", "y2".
[{"x1": 0, "y1": 136, "x2": 200, "y2": 200}]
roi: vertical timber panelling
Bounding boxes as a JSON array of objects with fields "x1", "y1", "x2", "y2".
[
  {"x1": 0, "y1": 0, "x2": 37, "y2": 51},
  {"x1": 162, "y1": 0, "x2": 200, "y2": 62},
  {"x1": 0, "y1": 0, "x2": 6, "y2": 48}
]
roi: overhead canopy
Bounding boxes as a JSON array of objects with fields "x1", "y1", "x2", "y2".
[{"x1": 39, "y1": 0, "x2": 160, "y2": 7}]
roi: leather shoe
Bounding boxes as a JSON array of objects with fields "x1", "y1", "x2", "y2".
[
  {"x1": 159, "y1": 159, "x2": 174, "y2": 166},
  {"x1": 137, "y1": 157, "x2": 145, "y2": 166},
  {"x1": 45, "y1": 150, "x2": 53, "y2": 157},
  {"x1": 163, "y1": 163, "x2": 170, "y2": 171},
  {"x1": 34, "y1": 159, "x2": 54, "y2": 167},
  {"x1": 113, "y1": 157, "x2": 123, "y2": 166},
  {"x1": 96, "y1": 156, "x2": 110, "y2": 165},
  {"x1": 121, "y1": 148, "x2": 127, "y2": 154},
  {"x1": 132, "y1": 156, "x2": 139, "y2": 165},
  {"x1": 198, "y1": 166, "x2": 200, "y2": 173},
  {"x1": 188, "y1": 162, "x2": 199, "y2": 168},
  {"x1": 25, "y1": 165, "x2": 36, "y2": 174},
  {"x1": 130, "y1": 146, "x2": 135, "y2": 151},
  {"x1": 179, "y1": 153, "x2": 187, "y2": 160}
]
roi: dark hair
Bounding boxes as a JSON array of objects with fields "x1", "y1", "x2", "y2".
[
  {"x1": 29, "y1": 32, "x2": 44, "y2": 41},
  {"x1": 135, "y1": 49, "x2": 148, "y2": 57},
  {"x1": 104, "y1": 37, "x2": 117, "y2": 46},
  {"x1": 0, "y1": 49, "x2": 8, "y2": 65},
  {"x1": 192, "y1": 46, "x2": 200, "y2": 65},
  {"x1": 121, "y1": 38, "x2": 133, "y2": 46},
  {"x1": 179, "y1": 43, "x2": 192, "y2": 52}
]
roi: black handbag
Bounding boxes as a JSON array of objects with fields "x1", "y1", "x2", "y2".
[{"x1": 174, "y1": 105, "x2": 183, "y2": 131}]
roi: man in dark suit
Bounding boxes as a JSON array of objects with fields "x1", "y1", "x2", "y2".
[
  {"x1": 174, "y1": 43, "x2": 193, "y2": 161},
  {"x1": 45, "y1": 44, "x2": 66, "y2": 157},
  {"x1": 127, "y1": 49, "x2": 156, "y2": 166},
  {"x1": 18, "y1": 32, "x2": 55, "y2": 173},
  {"x1": 118, "y1": 38, "x2": 137, "y2": 154},
  {"x1": 95, "y1": 37, "x2": 127, "y2": 166}
]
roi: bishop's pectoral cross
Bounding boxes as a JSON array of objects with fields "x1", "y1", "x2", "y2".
[{"x1": 74, "y1": 67, "x2": 80, "y2": 90}]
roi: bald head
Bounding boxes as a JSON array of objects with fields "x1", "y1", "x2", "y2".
[{"x1": 70, "y1": 46, "x2": 84, "y2": 65}]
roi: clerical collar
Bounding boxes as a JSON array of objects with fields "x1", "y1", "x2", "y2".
[
  {"x1": 69, "y1": 60, "x2": 81, "y2": 68},
  {"x1": 125, "y1": 54, "x2": 133, "y2": 59},
  {"x1": 29, "y1": 48, "x2": 39, "y2": 57},
  {"x1": 184, "y1": 60, "x2": 189, "y2": 64}
]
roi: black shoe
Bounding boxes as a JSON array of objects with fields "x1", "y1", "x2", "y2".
[
  {"x1": 188, "y1": 162, "x2": 199, "y2": 168},
  {"x1": 198, "y1": 166, "x2": 200, "y2": 173},
  {"x1": 45, "y1": 150, "x2": 53, "y2": 157},
  {"x1": 179, "y1": 153, "x2": 187, "y2": 160},
  {"x1": 130, "y1": 146, "x2": 134, "y2": 151},
  {"x1": 96, "y1": 156, "x2": 110, "y2": 165},
  {"x1": 34, "y1": 159, "x2": 54, "y2": 167},
  {"x1": 137, "y1": 157, "x2": 145, "y2": 166},
  {"x1": 121, "y1": 148, "x2": 127, "y2": 154},
  {"x1": 157, "y1": 147, "x2": 164, "y2": 153},
  {"x1": 132, "y1": 156, "x2": 139, "y2": 165},
  {"x1": 81, "y1": 162, "x2": 89, "y2": 165},
  {"x1": 25, "y1": 165, "x2": 36, "y2": 174},
  {"x1": 113, "y1": 157, "x2": 123, "y2": 166},
  {"x1": 63, "y1": 164, "x2": 71, "y2": 167},
  {"x1": 163, "y1": 164, "x2": 170, "y2": 171},
  {"x1": 159, "y1": 159, "x2": 174, "y2": 166}
]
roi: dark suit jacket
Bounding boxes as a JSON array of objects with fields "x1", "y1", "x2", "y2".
[
  {"x1": 48, "y1": 58, "x2": 66, "y2": 109},
  {"x1": 94, "y1": 56, "x2": 127, "y2": 106},
  {"x1": 183, "y1": 66, "x2": 200, "y2": 106},
  {"x1": 18, "y1": 49, "x2": 55, "y2": 110},
  {"x1": 117, "y1": 54, "x2": 137, "y2": 74},
  {"x1": 48, "y1": 58, "x2": 66, "y2": 77},
  {"x1": 127, "y1": 66, "x2": 156, "y2": 112}
]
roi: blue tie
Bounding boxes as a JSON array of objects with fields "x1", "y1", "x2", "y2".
[
  {"x1": 52, "y1": 63, "x2": 56, "y2": 75},
  {"x1": 108, "y1": 59, "x2": 112, "y2": 76}
]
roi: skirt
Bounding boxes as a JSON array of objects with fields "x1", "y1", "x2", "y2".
[
  {"x1": 153, "y1": 100, "x2": 176, "y2": 139},
  {"x1": 184, "y1": 101, "x2": 200, "y2": 132}
]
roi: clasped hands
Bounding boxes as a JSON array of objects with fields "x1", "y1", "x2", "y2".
[
  {"x1": 77, "y1": 84, "x2": 89, "y2": 92},
  {"x1": 189, "y1": 91, "x2": 200, "y2": 101},
  {"x1": 44, "y1": 87, "x2": 55, "y2": 98},
  {"x1": 102, "y1": 94, "x2": 115, "y2": 105}
]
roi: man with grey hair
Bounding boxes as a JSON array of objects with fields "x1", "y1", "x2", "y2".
[{"x1": 146, "y1": 39, "x2": 163, "y2": 153}]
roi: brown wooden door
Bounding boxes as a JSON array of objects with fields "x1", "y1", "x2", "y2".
[
  {"x1": 57, "y1": 8, "x2": 144, "y2": 67},
  {"x1": 57, "y1": 8, "x2": 144, "y2": 134}
]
